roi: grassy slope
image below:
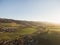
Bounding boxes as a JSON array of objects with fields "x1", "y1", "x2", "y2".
[{"x1": 0, "y1": 23, "x2": 37, "y2": 40}]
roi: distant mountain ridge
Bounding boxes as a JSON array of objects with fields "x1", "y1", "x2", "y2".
[
  {"x1": 0, "y1": 18, "x2": 59, "y2": 28},
  {"x1": 0, "y1": 18, "x2": 47, "y2": 26}
]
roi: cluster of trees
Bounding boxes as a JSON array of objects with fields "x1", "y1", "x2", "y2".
[{"x1": 0, "y1": 34, "x2": 52, "y2": 45}]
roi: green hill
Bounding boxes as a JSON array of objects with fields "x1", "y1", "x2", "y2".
[
  {"x1": 0, "y1": 18, "x2": 48, "y2": 40},
  {"x1": 0, "y1": 18, "x2": 60, "y2": 45}
]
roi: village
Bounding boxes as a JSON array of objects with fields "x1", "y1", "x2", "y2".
[{"x1": 0, "y1": 27, "x2": 17, "y2": 32}]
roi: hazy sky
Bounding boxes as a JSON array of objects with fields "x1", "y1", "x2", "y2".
[{"x1": 0, "y1": 0, "x2": 60, "y2": 23}]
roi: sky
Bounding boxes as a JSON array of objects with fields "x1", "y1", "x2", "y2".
[{"x1": 0, "y1": 0, "x2": 60, "y2": 23}]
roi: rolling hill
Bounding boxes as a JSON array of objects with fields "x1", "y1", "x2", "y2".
[{"x1": 0, "y1": 18, "x2": 60, "y2": 45}]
